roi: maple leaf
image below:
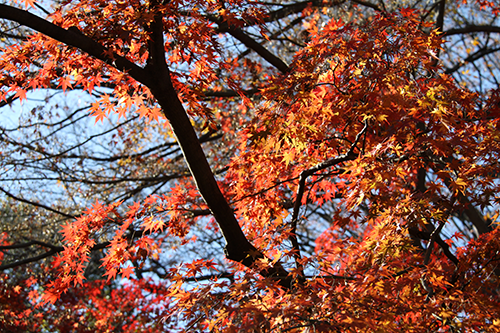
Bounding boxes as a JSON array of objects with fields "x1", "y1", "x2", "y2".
[
  {"x1": 41, "y1": 288, "x2": 60, "y2": 305},
  {"x1": 141, "y1": 216, "x2": 166, "y2": 233},
  {"x1": 121, "y1": 266, "x2": 134, "y2": 279},
  {"x1": 144, "y1": 195, "x2": 158, "y2": 206},
  {"x1": 90, "y1": 102, "x2": 107, "y2": 123},
  {"x1": 103, "y1": 267, "x2": 118, "y2": 281},
  {"x1": 18, "y1": 0, "x2": 36, "y2": 8},
  {"x1": 282, "y1": 148, "x2": 295, "y2": 167},
  {"x1": 58, "y1": 75, "x2": 72, "y2": 92},
  {"x1": 14, "y1": 88, "x2": 27, "y2": 102}
]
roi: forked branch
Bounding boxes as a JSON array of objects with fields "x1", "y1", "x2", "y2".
[{"x1": 289, "y1": 121, "x2": 368, "y2": 276}]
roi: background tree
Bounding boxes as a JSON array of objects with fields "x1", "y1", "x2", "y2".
[{"x1": 1, "y1": 0, "x2": 500, "y2": 331}]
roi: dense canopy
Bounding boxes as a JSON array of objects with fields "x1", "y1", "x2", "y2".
[{"x1": 1, "y1": 0, "x2": 500, "y2": 331}]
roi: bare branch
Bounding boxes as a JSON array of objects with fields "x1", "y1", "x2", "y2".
[
  {"x1": 0, "y1": 186, "x2": 75, "y2": 219},
  {"x1": 216, "y1": 20, "x2": 290, "y2": 73},
  {"x1": 444, "y1": 25, "x2": 500, "y2": 36},
  {"x1": 445, "y1": 46, "x2": 500, "y2": 75},
  {"x1": 0, "y1": 248, "x2": 61, "y2": 270},
  {"x1": 0, "y1": 239, "x2": 110, "y2": 271}
]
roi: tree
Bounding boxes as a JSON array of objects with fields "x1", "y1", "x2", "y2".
[{"x1": 1, "y1": 0, "x2": 500, "y2": 331}]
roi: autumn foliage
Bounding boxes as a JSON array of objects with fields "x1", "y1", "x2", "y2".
[{"x1": 1, "y1": 0, "x2": 500, "y2": 331}]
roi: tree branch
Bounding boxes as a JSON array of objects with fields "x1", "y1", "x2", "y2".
[
  {"x1": 202, "y1": 88, "x2": 259, "y2": 99},
  {"x1": 409, "y1": 225, "x2": 459, "y2": 266},
  {"x1": 0, "y1": 4, "x2": 151, "y2": 86},
  {"x1": 0, "y1": 248, "x2": 61, "y2": 270},
  {"x1": 0, "y1": 239, "x2": 62, "y2": 251},
  {"x1": 213, "y1": 18, "x2": 289, "y2": 73},
  {"x1": 262, "y1": 0, "x2": 353, "y2": 23},
  {"x1": 238, "y1": 16, "x2": 304, "y2": 59},
  {"x1": 0, "y1": 240, "x2": 110, "y2": 271},
  {"x1": 289, "y1": 121, "x2": 368, "y2": 276},
  {"x1": 444, "y1": 25, "x2": 500, "y2": 36},
  {"x1": 430, "y1": 159, "x2": 492, "y2": 235},
  {"x1": 0, "y1": 186, "x2": 75, "y2": 219},
  {"x1": 0, "y1": 92, "x2": 18, "y2": 108},
  {"x1": 435, "y1": 0, "x2": 446, "y2": 33},
  {"x1": 445, "y1": 46, "x2": 500, "y2": 75},
  {"x1": 144, "y1": 9, "x2": 292, "y2": 288},
  {"x1": 351, "y1": 0, "x2": 382, "y2": 12}
]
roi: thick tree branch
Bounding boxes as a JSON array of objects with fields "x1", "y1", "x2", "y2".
[
  {"x1": 0, "y1": 248, "x2": 61, "y2": 270},
  {"x1": 0, "y1": 239, "x2": 61, "y2": 251},
  {"x1": 202, "y1": 88, "x2": 259, "y2": 99},
  {"x1": 144, "y1": 10, "x2": 292, "y2": 288},
  {"x1": 0, "y1": 92, "x2": 18, "y2": 108},
  {"x1": 458, "y1": 195, "x2": 492, "y2": 236},
  {"x1": 435, "y1": 0, "x2": 446, "y2": 33}
]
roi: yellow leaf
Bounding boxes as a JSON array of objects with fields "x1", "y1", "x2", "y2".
[
  {"x1": 455, "y1": 177, "x2": 467, "y2": 187},
  {"x1": 282, "y1": 148, "x2": 296, "y2": 167}
]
